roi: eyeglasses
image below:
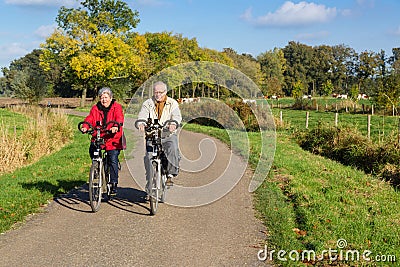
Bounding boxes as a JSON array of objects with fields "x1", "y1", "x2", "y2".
[{"x1": 154, "y1": 91, "x2": 166, "y2": 95}]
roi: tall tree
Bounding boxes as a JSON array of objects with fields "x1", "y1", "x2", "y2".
[
  {"x1": 282, "y1": 41, "x2": 313, "y2": 96},
  {"x1": 309, "y1": 45, "x2": 334, "y2": 96},
  {"x1": 357, "y1": 50, "x2": 380, "y2": 95},
  {"x1": 331, "y1": 44, "x2": 357, "y2": 94},
  {"x1": 3, "y1": 49, "x2": 48, "y2": 102},
  {"x1": 41, "y1": 0, "x2": 142, "y2": 106},
  {"x1": 257, "y1": 47, "x2": 286, "y2": 96}
]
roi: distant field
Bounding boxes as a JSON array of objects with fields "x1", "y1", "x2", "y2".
[
  {"x1": 271, "y1": 108, "x2": 399, "y2": 142},
  {"x1": 0, "y1": 97, "x2": 94, "y2": 108}
]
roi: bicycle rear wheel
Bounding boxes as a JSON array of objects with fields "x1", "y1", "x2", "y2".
[
  {"x1": 149, "y1": 162, "x2": 161, "y2": 215},
  {"x1": 89, "y1": 161, "x2": 103, "y2": 212}
]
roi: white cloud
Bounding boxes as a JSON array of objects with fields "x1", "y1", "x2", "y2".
[
  {"x1": 356, "y1": 0, "x2": 375, "y2": 8},
  {"x1": 241, "y1": 1, "x2": 337, "y2": 27},
  {"x1": 240, "y1": 7, "x2": 253, "y2": 22},
  {"x1": 0, "y1": 42, "x2": 30, "y2": 69},
  {"x1": 390, "y1": 25, "x2": 400, "y2": 36},
  {"x1": 34, "y1": 24, "x2": 57, "y2": 39},
  {"x1": 340, "y1": 9, "x2": 352, "y2": 17}
]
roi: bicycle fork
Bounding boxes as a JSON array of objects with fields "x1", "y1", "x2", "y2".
[{"x1": 93, "y1": 158, "x2": 105, "y2": 190}]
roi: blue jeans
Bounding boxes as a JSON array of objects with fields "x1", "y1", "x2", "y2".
[{"x1": 89, "y1": 143, "x2": 120, "y2": 184}]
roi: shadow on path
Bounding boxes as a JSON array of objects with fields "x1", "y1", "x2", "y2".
[{"x1": 53, "y1": 184, "x2": 150, "y2": 215}]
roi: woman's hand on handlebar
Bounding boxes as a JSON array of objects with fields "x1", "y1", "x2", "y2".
[{"x1": 110, "y1": 126, "x2": 119, "y2": 133}]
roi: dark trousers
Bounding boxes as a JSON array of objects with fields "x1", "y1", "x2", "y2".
[{"x1": 89, "y1": 143, "x2": 120, "y2": 184}]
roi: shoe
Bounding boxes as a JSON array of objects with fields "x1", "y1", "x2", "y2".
[
  {"x1": 166, "y1": 174, "x2": 174, "y2": 186},
  {"x1": 110, "y1": 183, "x2": 118, "y2": 195}
]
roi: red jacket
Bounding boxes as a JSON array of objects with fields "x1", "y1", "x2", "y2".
[{"x1": 84, "y1": 100, "x2": 124, "y2": 151}]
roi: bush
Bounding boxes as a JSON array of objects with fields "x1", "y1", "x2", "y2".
[
  {"x1": 295, "y1": 123, "x2": 400, "y2": 186},
  {"x1": 0, "y1": 106, "x2": 73, "y2": 175},
  {"x1": 179, "y1": 99, "x2": 275, "y2": 132}
]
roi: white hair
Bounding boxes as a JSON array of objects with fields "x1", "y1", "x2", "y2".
[
  {"x1": 153, "y1": 81, "x2": 167, "y2": 92},
  {"x1": 98, "y1": 87, "x2": 113, "y2": 98}
]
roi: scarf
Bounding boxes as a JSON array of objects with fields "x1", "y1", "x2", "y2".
[
  {"x1": 97, "y1": 99, "x2": 115, "y2": 126},
  {"x1": 154, "y1": 95, "x2": 167, "y2": 120}
]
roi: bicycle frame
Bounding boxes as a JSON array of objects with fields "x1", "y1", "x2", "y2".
[
  {"x1": 78, "y1": 120, "x2": 120, "y2": 212},
  {"x1": 135, "y1": 118, "x2": 179, "y2": 215}
]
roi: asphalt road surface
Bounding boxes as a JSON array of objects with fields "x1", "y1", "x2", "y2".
[{"x1": 0, "y1": 110, "x2": 271, "y2": 266}]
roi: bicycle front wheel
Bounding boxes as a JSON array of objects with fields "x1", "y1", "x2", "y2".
[
  {"x1": 149, "y1": 161, "x2": 161, "y2": 215},
  {"x1": 160, "y1": 173, "x2": 167, "y2": 203},
  {"x1": 89, "y1": 161, "x2": 103, "y2": 212}
]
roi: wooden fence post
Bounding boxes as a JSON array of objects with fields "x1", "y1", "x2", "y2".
[
  {"x1": 335, "y1": 113, "x2": 338, "y2": 127},
  {"x1": 306, "y1": 112, "x2": 309, "y2": 129},
  {"x1": 280, "y1": 110, "x2": 283, "y2": 123},
  {"x1": 367, "y1": 115, "x2": 371, "y2": 140}
]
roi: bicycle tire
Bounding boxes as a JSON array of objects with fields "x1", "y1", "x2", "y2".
[
  {"x1": 89, "y1": 161, "x2": 103, "y2": 212},
  {"x1": 160, "y1": 173, "x2": 167, "y2": 203},
  {"x1": 149, "y1": 161, "x2": 160, "y2": 215},
  {"x1": 103, "y1": 158, "x2": 112, "y2": 201}
]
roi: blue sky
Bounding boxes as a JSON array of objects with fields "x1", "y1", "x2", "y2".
[{"x1": 0, "y1": 0, "x2": 399, "y2": 72}]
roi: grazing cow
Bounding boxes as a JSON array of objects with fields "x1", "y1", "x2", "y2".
[
  {"x1": 180, "y1": 97, "x2": 200, "y2": 103},
  {"x1": 243, "y1": 99, "x2": 257, "y2": 105},
  {"x1": 357, "y1": 94, "x2": 369, "y2": 100},
  {"x1": 336, "y1": 94, "x2": 348, "y2": 99}
]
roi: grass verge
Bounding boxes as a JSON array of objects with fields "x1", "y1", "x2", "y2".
[
  {"x1": 183, "y1": 123, "x2": 400, "y2": 266},
  {"x1": 0, "y1": 115, "x2": 90, "y2": 234}
]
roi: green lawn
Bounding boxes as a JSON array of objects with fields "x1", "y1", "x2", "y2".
[
  {"x1": 183, "y1": 123, "x2": 400, "y2": 266},
  {"x1": 0, "y1": 108, "x2": 31, "y2": 136},
  {"x1": 1, "y1": 108, "x2": 399, "y2": 266},
  {"x1": 0, "y1": 115, "x2": 90, "y2": 233}
]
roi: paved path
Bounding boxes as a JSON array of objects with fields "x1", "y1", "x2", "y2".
[{"x1": 0, "y1": 110, "x2": 270, "y2": 266}]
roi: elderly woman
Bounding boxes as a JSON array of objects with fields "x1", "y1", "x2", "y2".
[{"x1": 81, "y1": 87, "x2": 124, "y2": 195}]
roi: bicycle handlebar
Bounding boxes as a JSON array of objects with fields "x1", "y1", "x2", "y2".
[
  {"x1": 134, "y1": 119, "x2": 180, "y2": 130},
  {"x1": 78, "y1": 120, "x2": 121, "y2": 135}
]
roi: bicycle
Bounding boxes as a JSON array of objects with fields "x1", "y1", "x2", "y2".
[
  {"x1": 78, "y1": 120, "x2": 121, "y2": 212},
  {"x1": 135, "y1": 118, "x2": 179, "y2": 215}
]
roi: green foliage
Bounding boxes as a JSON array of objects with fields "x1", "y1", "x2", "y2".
[
  {"x1": 179, "y1": 99, "x2": 274, "y2": 132},
  {"x1": 9, "y1": 70, "x2": 47, "y2": 104},
  {"x1": 295, "y1": 124, "x2": 400, "y2": 185},
  {"x1": 184, "y1": 123, "x2": 400, "y2": 266},
  {"x1": 56, "y1": 0, "x2": 139, "y2": 35},
  {"x1": 321, "y1": 79, "x2": 334, "y2": 97},
  {"x1": 3, "y1": 49, "x2": 49, "y2": 103}
]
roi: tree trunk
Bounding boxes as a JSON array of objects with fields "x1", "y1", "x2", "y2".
[{"x1": 80, "y1": 87, "x2": 87, "y2": 107}]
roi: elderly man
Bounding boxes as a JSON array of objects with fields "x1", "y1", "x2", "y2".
[{"x1": 138, "y1": 81, "x2": 182, "y2": 189}]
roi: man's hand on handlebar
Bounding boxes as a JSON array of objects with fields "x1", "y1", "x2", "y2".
[
  {"x1": 138, "y1": 124, "x2": 145, "y2": 132},
  {"x1": 168, "y1": 123, "x2": 177, "y2": 132}
]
